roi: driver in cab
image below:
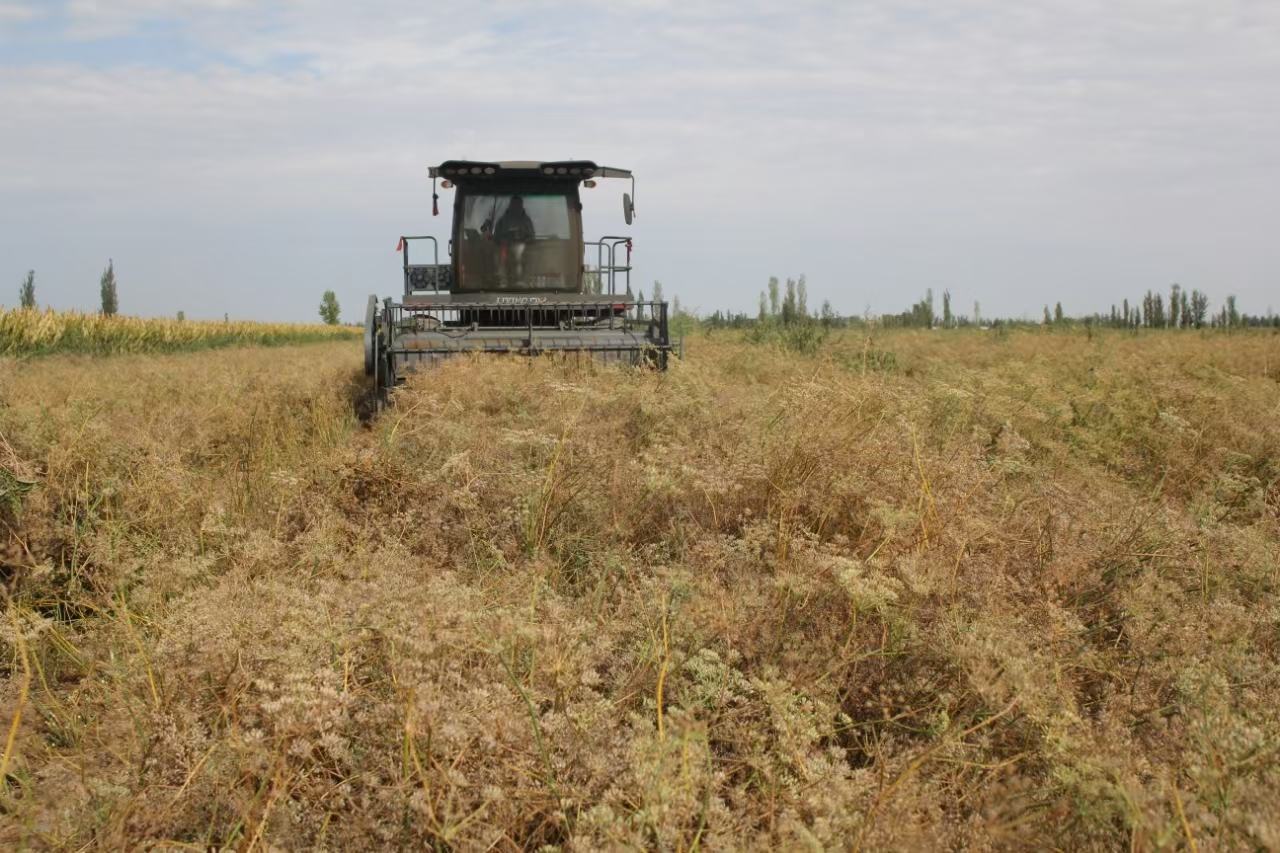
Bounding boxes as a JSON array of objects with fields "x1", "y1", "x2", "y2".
[{"x1": 492, "y1": 196, "x2": 535, "y2": 244}]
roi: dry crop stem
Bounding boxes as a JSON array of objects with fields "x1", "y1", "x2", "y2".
[{"x1": 0, "y1": 327, "x2": 1278, "y2": 850}]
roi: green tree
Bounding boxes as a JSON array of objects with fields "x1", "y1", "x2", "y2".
[
  {"x1": 319, "y1": 290, "x2": 341, "y2": 325},
  {"x1": 758, "y1": 291, "x2": 767, "y2": 322},
  {"x1": 1169, "y1": 283, "x2": 1181, "y2": 329},
  {"x1": 1226, "y1": 294, "x2": 1239, "y2": 329},
  {"x1": 1190, "y1": 290, "x2": 1209, "y2": 328},
  {"x1": 1043, "y1": 305, "x2": 1052, "y2": 326},
  {"x1": 767, "y1": 276, "x2": 780, "y2": 318},
  {"x1": 782, "y1": 278, "x2": 797, "y2": 325},
  {"x1": 820, "y1": 299, "x2": 836, "y2": 327},
  {"x1": 942, "y1": 290, "x2": 952, "y2": 328},
  {"x1": 1180, "y1": 289, "x2": 1191, "y2": 328},
  {"x1": 651, "y1": 280, "x2": 664, "y2": 305},
  {"x1": 177, "y1": 310, "x2": 185, "y2": 322},
  {"x1": 100, "y1": 259, "x2": 118, "y2": 316},
  {"x1": 796, "y1": 274, "x2": 808, "y2": 319},
  {"x1": 19, "y1": 270, "x2": 35, "y2": 309},
  {"x1": 1054, "y1": 302, "x2": 1064, "y2": 324}
]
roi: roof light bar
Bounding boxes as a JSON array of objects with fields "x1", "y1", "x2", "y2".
[{"x1": 430, "y1": 160, "x2": 621, "y2": 180}]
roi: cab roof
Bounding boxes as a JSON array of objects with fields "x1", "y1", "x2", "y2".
[{"x1": 429, "y1": 160, "x2": 632, "y2": 181}]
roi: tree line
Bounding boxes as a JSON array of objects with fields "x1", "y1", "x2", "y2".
[
  {"x1": 696, "y1": 280, "x2": 1277, "y2": 332},
  {"x1": 12, "y1": 261, "x2": 120, "y2": 315},
  {"x1": 11, "y1": 265, "x2": 347, "y2": 327},
  {"x1": 18, "y1": 268, "x2": 1274, "y2": 333}
]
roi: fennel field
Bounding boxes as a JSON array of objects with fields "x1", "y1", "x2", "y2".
[{"x1": 1, "y1": 328, "x2": 1278, "y2": 851}]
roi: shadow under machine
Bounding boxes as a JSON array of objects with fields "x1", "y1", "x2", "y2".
[{"x1": 364, "y1": 159, "x2": 672, "y2": 391}]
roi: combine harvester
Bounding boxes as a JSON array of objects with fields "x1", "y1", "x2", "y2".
[{"x1": 364, "y1": 159, "x2": 671, "y2": 395}]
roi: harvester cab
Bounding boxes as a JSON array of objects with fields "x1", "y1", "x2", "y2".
[{"x1": 364, "y1": 159, "x2": 671, "y2": 392}]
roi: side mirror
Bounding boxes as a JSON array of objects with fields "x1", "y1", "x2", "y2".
[{"x1": 623, "y1": 193, "x2": 634, "y2": 226}]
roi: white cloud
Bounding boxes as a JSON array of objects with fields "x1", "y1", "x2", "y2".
[
  {"x1": 2, "y1": 0, "x2": 1279, "y2": 319},
  {"x1": 0, "y1": 0, "x2": 38, "y2": 25},
  {"x1": 62, "y1": 0, "x2": 257, "y2": 38}
]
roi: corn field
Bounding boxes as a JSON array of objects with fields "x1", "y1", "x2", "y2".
[{"x1": 0, "y1": 307, "x2": 357, "y2": 356}]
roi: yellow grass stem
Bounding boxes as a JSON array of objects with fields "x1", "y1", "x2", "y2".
[
  {"x1": 1170, "y1": 773, "x2": 1199, "y2": 853},
  {"x1": 116, "y1": 595, "x2": 161, "y2": 708},
  {"x1": 1, "y1": 605, "x2": 33, "y2": 790}
]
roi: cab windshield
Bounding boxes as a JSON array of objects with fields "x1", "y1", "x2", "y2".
[{"x1": 457, "y1": 193, "x2": 577, "y2": 291}]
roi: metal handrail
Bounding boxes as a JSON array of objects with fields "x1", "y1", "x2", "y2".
[
  {"x1": 401, "y1": 236, "x2": 445, "y2": 295},
  {"x1": 599, "y1": 237, "x2": 631, "y2": 296},
  {"x1": 585, "y1": 236, "x2": 632, "y2": 296},
  {"x1": 400, "y1": 235, "x2": 440, "y2": 268}
]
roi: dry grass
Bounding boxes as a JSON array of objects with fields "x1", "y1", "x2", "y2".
[
  {"x1": 1, "y1": 328, "x2": 1278, "y2": 850},
  {"x1": 0, "y1": 308, "x2": 357, "y2": 357}
]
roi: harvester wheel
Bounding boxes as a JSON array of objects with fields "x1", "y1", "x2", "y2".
[{"x1": 363, "y1": 295, "x2": 378, "y2": 376}]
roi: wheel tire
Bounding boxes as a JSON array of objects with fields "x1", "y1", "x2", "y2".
[{"x1": 364, "y1": 295, "x2": 379, "y2": 376}]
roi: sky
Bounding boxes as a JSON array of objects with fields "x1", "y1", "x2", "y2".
[{"x1": 1, "y1": 0, "x2": 1277, "y2": 322}]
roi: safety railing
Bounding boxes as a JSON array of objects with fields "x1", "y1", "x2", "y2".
[
  {"x1": 400, "y1": 236, "x2": 448, "y2": 294},
  {"x1": 584, "y1": 237, "x2": 632, "y2": 296}
]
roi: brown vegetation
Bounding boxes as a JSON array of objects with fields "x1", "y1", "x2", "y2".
[{"x1": 1, "y1": 329, "x2": 1278, "y2": 850}]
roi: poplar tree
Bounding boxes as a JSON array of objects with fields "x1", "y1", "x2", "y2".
[
  {"x1": 100, "y1": 260, "x2": 119, "y2": 316},
  {"x1": 19, "y1": 270, "x2": 35, "y2": 309},
  {"x1": 1190, "y1": 290, "x2": 1209, "y2": 328}
]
